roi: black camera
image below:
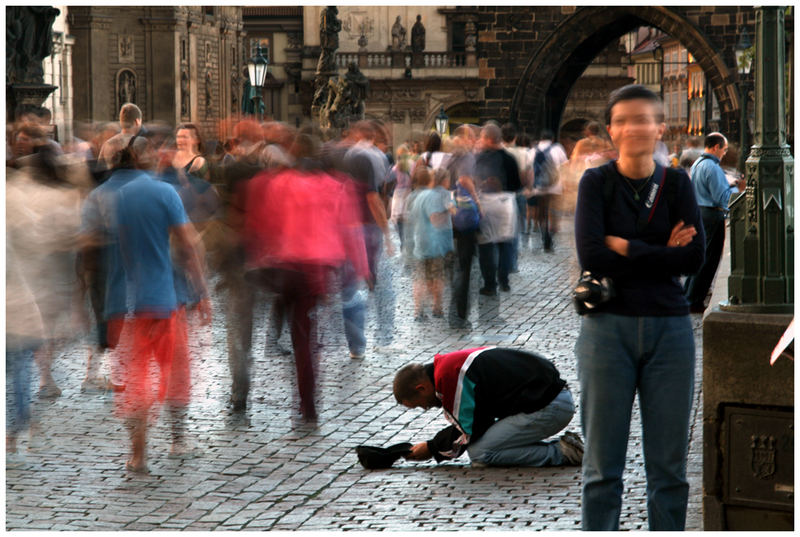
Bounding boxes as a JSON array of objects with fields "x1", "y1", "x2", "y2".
[{"x1": 573, "y1": 271, "x2": 615, "y2": 315}]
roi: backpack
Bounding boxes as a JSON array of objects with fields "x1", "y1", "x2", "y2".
[
  {"x1": 446, "y1": 153, "x2": 480, "y2": 232},
  {"x1": 533, "y1": 144, "x2": 559, "y2": 188}
]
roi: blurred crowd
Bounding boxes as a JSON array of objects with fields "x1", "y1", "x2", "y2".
[{"x1": 7, "y1": 100, "x2": 732, "y2": 470}]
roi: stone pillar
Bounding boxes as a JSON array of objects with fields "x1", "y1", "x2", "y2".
[
  {"x1": 67, "y1": 8, "x2": 113, "y2": 121},
  {"x1": 141, "y1": 15, "x2": 180, "y2": 125}
]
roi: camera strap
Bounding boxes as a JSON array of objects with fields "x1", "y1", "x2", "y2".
[
  {"x1": 600, "y1": 162, "x2": 670, "y2": 234},
  {"x1": 637, "y1": 164, "x2": 667, "y2": 233}
]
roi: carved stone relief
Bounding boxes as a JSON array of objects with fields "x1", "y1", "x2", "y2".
[
  {"x1": 409, "y1": 108, "x2": 426, "y2": 122},
  {"x1": 389, "y1": 109, "x2": 406, "y2": 123},
  {"x1": 342, "y1": 11, "x2": 374, "y2": 41},
  {"x1": 118, "y1": 34, "x2": 134, "y2": 62}
]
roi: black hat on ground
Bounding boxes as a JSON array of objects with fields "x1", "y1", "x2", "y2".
[{"x1": 355, "y1": 442, "x2": 413, "y2": 470}]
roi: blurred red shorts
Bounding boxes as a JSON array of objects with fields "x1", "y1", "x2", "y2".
[{"x1": 115, "y1": 308, "x2": 190, "y2": 418}]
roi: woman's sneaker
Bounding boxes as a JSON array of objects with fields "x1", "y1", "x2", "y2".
[{"x1": 559, "y1": 431, "x2": 584, "y2": 466}]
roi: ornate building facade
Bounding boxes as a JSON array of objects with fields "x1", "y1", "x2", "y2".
[
  {"x1": 68, "y1": 7, "x2": 244, "y2": 139},
  {"x1": 241, "y1": 6, "x2": 482, "y2": 145},
  {"x1": 11, "y1": 5, "x2": 780, "y2": 151}
]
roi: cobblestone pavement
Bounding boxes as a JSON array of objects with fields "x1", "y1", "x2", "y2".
[{"x1": 6, "y1": 220, "x2": 705, "y2": 530}]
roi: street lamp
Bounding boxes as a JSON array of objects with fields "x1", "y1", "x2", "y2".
[
  {"x1": 247, "y1": 43, "x2": 269, "y2": 121},
  {"x1": 434, "y1": 106, "x2": 448, "y2": 136},
  {"x1": 735, "y1": 28, "x2": 753, "y2": 173}
]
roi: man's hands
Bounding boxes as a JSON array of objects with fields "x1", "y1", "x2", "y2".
[{"x1": 403, "y1": 442, "x2": 432, "y2": 461}]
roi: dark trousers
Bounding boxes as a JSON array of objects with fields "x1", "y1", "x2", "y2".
[
  {"x1": 684, "y1": 207, "x2": 725, "y2": 308},
  {"x1": 222, "y1": 246, "x2": 255, "y2": 408},
  {"x1": 535, "y1": 194, "x2": 554, "y2": 250},
  {"x1": 248, "y1": 266, "x2": 326, "y2": 420},
  {"x1": 450, "y1": 229, "x2": 477, "y2": 319},
  {"x1": 479, "y1": 240, "x2": 513, "y2": 291}
]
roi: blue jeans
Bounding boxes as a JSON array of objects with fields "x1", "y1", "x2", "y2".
[
  {"x1": 510, "y1": 192, "x2": 527, "y2": 271},
  {"x1": 6, "y1": 348, "x2": 35, "y2": 436},
  {"x1": 576, "y1": 313, "x2": 695, "y2": 531},
  {"x1": 341, "y1": 263, "x2": 367, "y2": 355},
  {"x1": 478, "y1": 241, "x2": 513, "y2": 290},
  {"x1": 341, "y1": 224, "x2": 388, "y2": 354},
  {"x1": 466, "y1": 388, "x2": 575, "y2": 466}
]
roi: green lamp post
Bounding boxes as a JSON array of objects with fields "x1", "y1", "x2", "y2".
[
  {"x1": 434, "y1": 106, "x2": 449, "y2": 136},
  {"x1": 735, "y1": 28, "x2": 753, "y2": 174},
  {"x1": 247, "y1": 44, "x2": 269, "y2": 122},
  {"x1": 723, "y1": 6, "x2": 793, "y2": 313}
]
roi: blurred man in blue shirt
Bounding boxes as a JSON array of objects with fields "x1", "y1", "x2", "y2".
[{"x1": 684, "y1": 132, "x2": 745, "y2": 313}]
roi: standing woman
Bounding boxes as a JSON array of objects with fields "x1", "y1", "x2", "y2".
[
  {"x1": 172, "y1": 123, "x2": 209, "y2": 180},
  {"x1": 169, "y1": 123, "x2": 219, "y2": 228},
  {"x1": 573, "y1": 85, "x2": 705, "y2": 531}
]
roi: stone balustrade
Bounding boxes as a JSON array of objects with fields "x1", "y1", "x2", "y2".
[{"x1": 335, "y1": 51, "x2": 471, "y2": 70}]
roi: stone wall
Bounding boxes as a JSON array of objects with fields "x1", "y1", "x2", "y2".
[{"x1": 473, "y1": 6, "x2": 770, "y2": 143}]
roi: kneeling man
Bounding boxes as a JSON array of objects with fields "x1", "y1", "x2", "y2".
[{"x1": 393, "y1": 346, "x2": 583, "y2": 467}]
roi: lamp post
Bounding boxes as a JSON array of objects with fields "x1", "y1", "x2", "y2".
[
  {"x1": 723, "y1": 7, "x2": 793, "y2": 312},
  {"x1": 735, "y1": 28, "x2": 753, "y2": 173},
  {"x1": 247, "y1": 44, "x2": 269, "y2": 121},
  {"x1": 434, "y1": 106, "x2": 448, "y2": 136}
]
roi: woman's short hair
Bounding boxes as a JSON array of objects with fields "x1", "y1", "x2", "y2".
[{"x1": 604, "y1": 84, "x2": 663, "y2": 125}]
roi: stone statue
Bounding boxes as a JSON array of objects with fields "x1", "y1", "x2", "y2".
[
  {"x1": 6, "y1": 6, "x2": 60, "y2": 84},
  {"x1": 391, "y1": 16, "x2": 406, "y2": 51},
  {"x1": 314, "y1": 6, "x2": 343, "y2": 122},
  {"x1": 465, "y1": 22, "x2": 477, "y2": 51},
  {"x1": 344, "y1": 63, "x2": 369, "y2": 110},
  {"x1": 323, "y1": 63, "x2": 369, "y2": 130},
  {"x1": 317, "y1": 6, "x2": 341, "y2": 74},
  {"x1": 118, "y1": 70, "x2": 136, "y2": 106},
  {"x1": 411, "y1": 15, "x2": 425, "y2": 54}
]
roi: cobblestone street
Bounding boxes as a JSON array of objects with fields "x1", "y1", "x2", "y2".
[{"x1": 6, "y1": 222, "x2": 705, "y2": 531}]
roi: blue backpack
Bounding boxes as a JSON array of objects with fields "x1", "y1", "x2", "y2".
[{"x1": 452, "y1": 183, "x2": 480, "y2": 232}]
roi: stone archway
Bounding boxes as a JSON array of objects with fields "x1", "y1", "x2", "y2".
[{"x1": 510, "y1": 6, "x2": 738, "y2": 138}]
